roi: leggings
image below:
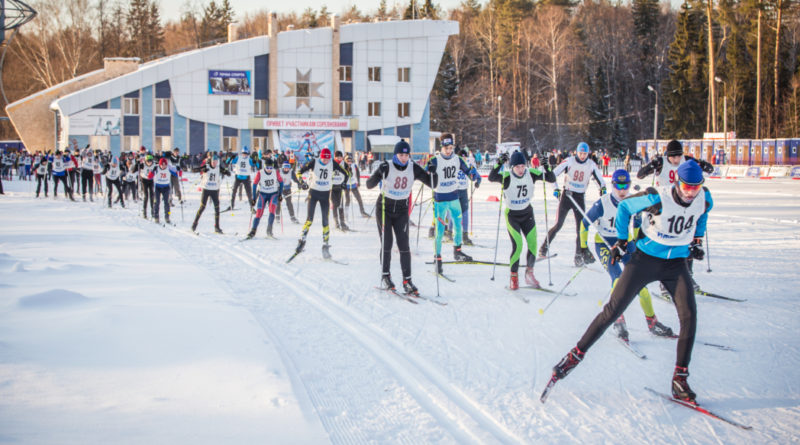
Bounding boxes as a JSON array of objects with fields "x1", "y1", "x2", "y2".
[
  {"x1": 141, "y1": 179, "x2": 154, "y2": 217},
  {"x1": 331, "y1": 186, "x2": 344, "y2": 227},
  {"x1": 106, "y1": 178, "x2": 124, "y2": 207},
  {"x1": 577, "y1": 250, "x2": 697, "y2": 368},
  {"x1": 277, "y1": 188, "x2": 296, "y2": 219},
  {"x1": 345, "y1": 186, "x2": 366, "y2": 213},
  {"x1": 300, "y1": 189, "x2": 331, "y2": 243},
  {"x1": 376, "y1": 197, "x2": 411, "y2": 278},
  {"x1": 543, "y1": 190, "x2": 585, "y2": 253},
  {"x1": 36, "y1": 174, "x2": 48, "y2": 195},
  {"x1": 434, "y1": 199, "x2": 463, "y2": 255},
  {"x1": 53, "y1": 175, "x2": 72, "y2": 197},
  {"x1": 251, "y1": 191, "x2": 279, "y2": 232},
  {"x1": 153, "y1": 186, "x2": 170, "y2": 219},
  {"x1": 193, "y1": 189, "x2": 221, "y2": 229},
  {"x1": 81, "y1": 169, "x2": 94, "y2": 196},
  {"x1": 506, "y1": 207, "x2": 537, "y2": 273},
  {"x1": 231, "y1": 177, "x2": 253, "y2": 208}
]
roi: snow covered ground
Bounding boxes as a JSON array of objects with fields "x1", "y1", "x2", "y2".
[{"x1": 1, "y1": 172, "x2": 798, "y2": 444}]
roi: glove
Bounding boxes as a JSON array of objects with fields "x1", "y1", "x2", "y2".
[
  {"x1": 553, "y1": 188, "x2": 561, "y2": 199},
  {"x1": 426, "y1": 162, "x2": 436, "y2": 173},
  {"x1": 497, "y1": 153, "x2": 509, "y2": 165},
  {"x1": 379, "y1": 162, "x2": 390, "y2": 177},
  {"x1": 698, "y1": 160, "x2": 714, "y2": 174},
  {"x1": 278, "y1": 193, "x2": 283, "y2": 202},
  {"x1": 600, "y1": 186, "x2": 607, "y2": 196},
  {"x1": 689, "y1": 237, "x2": 704, "y2": 260},
  {"x1": 474, "y1": 175, "x2": 481, "y2": 188},
  {"x1": 300, "y1": 181, "x2": 309, "y2": 190},
  {"x1": 609, "y1": 240, "x2": 628, "y2": 265}
]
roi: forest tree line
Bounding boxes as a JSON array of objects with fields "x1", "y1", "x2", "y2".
[{"x1": 2, "y1": 0, "x2": 800, "y2": 156}]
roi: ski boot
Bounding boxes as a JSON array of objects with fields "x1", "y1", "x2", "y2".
[
  {"x1": 402, "y1": 277, "x2": 419, "y2": 296},
  {"x1": 291, "y1": 216, "x2": 300, "y2": 224},
  {"x1": 214, "y1": 226, "x2": 223, "y2": 234},
  {"x1": 295, "y1": 237, "x2": 306, "y2": 253},
  {"x1": 266, "y1": 226, "x2": 274, "y2": 238},
  {"x1": 154, "y1": 217, "x2": 160, "y2": 224},
  {"x1": 646, "y1": 315, "x2": 674, "y2": 337},
  {"x1": 574, "y1": 252, "x2": 586, "y2": 267},
  {"x1": 538, "y1": 243, "x2": 549, "y2": 259},
  {"x1": 428, "y1": 226, "x2": 435, "y2": 239},
  {"x1": 672, "y1": 366, "x2": 696, "y2": 403},
  {"x1": 165, "y1": 217, "x2": 171, "y2": 225},
  {"x1": 360, "y1": 210, "x2": 370, "y2": 218},
  {"x1": 83, "y1": 195, "x2": 86, "y2": 202},
  {"x1": 191, "y1": 222, "x2": 198, "y2": 232},
  {"x1": 462, "y1": 233, "x2": 474, "y2": 246},
  {"x1": 341, "y1": 222, "x2": 350, "y2": 231},
  {"x1": 246, "y1": 229, "x2": 256, "y2": 240},
  {"x1": 660, "y1": 283, "x2": 673, "y2": 303},
  {"x1": 509, "y1": 272, "x2": 519, "y2": 290},
  {"x1": 322, "y1": 243, "x2": 332, "y2": 259},
  {"x1": 90, "y1": 194, "x2": 93, "y2": 202},
  {"x1": 553, "y1": 347, "x2": 585, "y2": 379},
  {"x1": 453, "y1": 246, "x2": 473, "y2": 262},
  {"x1": 434, "y1": 255, "x2": 443, "y2": 274},
  {"x1": 613, "y1": 316, "x2": 629, "y2": 342},
  {"x1": 381, "y1": 274, "x2": 396, "y2": 291},
  {"x1": 581, "y1": 247, "x2": 595, "y2": 264},
  {"x1": 524, "y1": 266, "x2": 540, "y2": 288}
]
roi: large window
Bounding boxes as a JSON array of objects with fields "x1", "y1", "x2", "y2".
[
  {"x1": 339, "y1": 101, "x2": 352, "y2": 116},
  {"x1": 368, "y1": 102, "x2": 381, "y2": 117},
  {"x1": 224, "y1": 99, "x2": 238, "y2": 116},
  {"x1": 398, "y1": 67, "x2": 410, "y2": 83},
  {"x1": 155, "y1": 136, "x2": 172, "y2": 153},
  {"x1": 253, "y1": 137, "x2": 267, "y2": 151},
  {"x1": 123, "y1": 135, "x2": 140, "y2": 151},
  {"x1": 123, "y1": 98, "x2": 139, "y2": 115},
  {"x1": 338, "y1": 66, "x2": 352, "y2": 82},
  {"x1": 254, "y1": 99, "x2": 267, "y2": 116},
  {"x1": 155, "y1": 98, "x2": 171, "y2": 116},
  {"x1": 397, "y1": 102, "x2": 410, "y2": 118},
  {"x1": 368, "y1": 67, "x2": 381, "y2": 82},
  {"x1": 223, "y1": 136, "x2": 238, "y2": 152}
]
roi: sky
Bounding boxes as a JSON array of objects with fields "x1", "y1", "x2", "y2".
[{"x1": 160, "y1": 0, "x2": 465, "y2": 23}]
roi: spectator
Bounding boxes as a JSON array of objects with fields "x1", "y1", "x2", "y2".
[{"x1": 601, "y1": 152, "x2": 610, "y2": 175}]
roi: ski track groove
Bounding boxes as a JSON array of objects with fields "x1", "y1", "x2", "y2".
[{"x1": 100, "y1": 205, "x2": 524, "y2": 445}]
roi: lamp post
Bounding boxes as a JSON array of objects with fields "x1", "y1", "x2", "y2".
[
  {"x1": 497, "y1": 96, "x2": 502, "y2": 145},
  {"x1": 647, "y1": 85, "x2": 658, "y2": 156},
  {"x1": 715, "y1": 76, "x2": 727, "y2": 164}
]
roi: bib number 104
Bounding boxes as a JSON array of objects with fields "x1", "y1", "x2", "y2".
[{"x1": 666, "y1": 214, "x2": 694, "y2": 234}]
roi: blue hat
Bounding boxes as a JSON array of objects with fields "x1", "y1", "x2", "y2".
[
  {"x1": 677, "y1": 160, "x2": 704, "y2": 185},
  {"x1": 576, "y1": 142, "x2": 590, "y2": 153},
  {"x1": 282, "y1": 162, "x2": 291, "y2": 169},
  {"x1": 242, "y1": 146, "x2": 250, "y2": 154},
  {"x1": 394, "y1": 140, "x2": 411, "y2": 155},
  {"x1": 611, "y1": 169, "x2": 630, "y2": 188},
  {"x1": 510, "y1": 151, "x2": 526, "y2": 166}
]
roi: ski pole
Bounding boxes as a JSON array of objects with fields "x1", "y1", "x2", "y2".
[
  {"x1": 490, "y1": 190, "x2": 503, "y2": 281},
  {"x1": 705, "y1": 230, "x2": 712, "y2": 273},
  {"x1": 380, "y1": 190, "x2": 386, "y2": 288},
  {"x1": 541, "y1": 176, "x2": 553, "y2": 286},
  {"x1": 469, "y1": 181, "x2": 474, "y2": 236},
  {"x1": 180, "y1": 179, "x2": 185, "y2": 222},
  {"x1": 414, "y1": 182, "x2": 424, "y2": 251},
  {"x1": 539, "y1": 266, "x2": 585, "y2": 315}
]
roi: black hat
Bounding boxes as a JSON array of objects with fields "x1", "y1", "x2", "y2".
[
  {"x1": 665, "y1": 140, "x2": 683, "y2": 157},
  {"x1": 394, "y1": 140, "x2": 411, "y2": 155},
  {"x1": 441, "y1": 133, "x2": 454, "y2": 147}
]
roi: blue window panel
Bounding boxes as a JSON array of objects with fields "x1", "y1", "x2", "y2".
[
  {"x1": 240, "y1": 129, "x2": 251, "y2": 151},
  {"x1": 110, "y1": 133, "x2": 121, "y2": 154},
  {"x1": 397, "y1": 125, "x2": 411, "y2": 138},
  {"x1": 339, "y1": 82, "x2": 352, "y2": 101},
  {"x1": 189, "y1": 120, "x2": 205, "y2": 155},
  {"x1": 155, "y1": 80, "x2": 171, "y2": 98},
  {"x1": 206, "y1": 123, "x2": 221, "y2": 151},
  {"x1": 92, "y1": 101, "x2": 108, "y2": 109},
  {"x1": 141, "y1": 85, "x2": 153, "y2": 151},
  {"x1": 124, "y1": 90, "x2": 140, "y2": 98},
  {"x1": 155, "y1": 116, "x2": 171, "y2": 136},
  {"x1": 254, "y1": 54, "x2": 268, "y2": 100},
  {"x1": 124, "y1": 116, "x2": 139, "y2": 135},
  {"x1": 223, "y1": 126, "x2": 238, "y2": 137},
  {"x1": 253, "y1": 129, "x2": 268, "y2": 137},
  {"x1": 340, "y1": 130, "x2": 352, "y2": 138},
  {"x1": 110, "y1": 96, "x2": 121, "y2": 109},
  {"x1": 340, "y1": 42, "x2": 353, "y2": 66},
  {"x1": 354, "y1": 131, "x2": 365, "y2": 152},
  {"x1": 173, "y1": 113, "x2": 187, "y2": 152},
  {"x1": 411, "y1": 99, "x2": 431, "y2": 153},
  {"x1": 383, "y1": 127, "x2": 394, "y2": 136}
]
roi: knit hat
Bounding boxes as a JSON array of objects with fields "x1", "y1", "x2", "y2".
[
  {"x1": 677, "y1": 160, "x2": 704, "y2": 185},
  {"x1": 665, "y1": 140, "x2": 683, "y2": 157},
  {"x1": 510, "y1": 151, "x2": 526, "y2": 167},
  {"x1": 394, "y1": 140, "x2": 411, "y2": 155},
  {"x1": 320, "y1": 148, "x2": 331, "y2": 159}
]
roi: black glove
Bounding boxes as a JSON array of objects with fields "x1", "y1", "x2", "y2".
[
  {"x1": 379, "y1": 162, "x2": 390, "y2": 177},
  {"x1": 278, "y1": 193, "x2": 283, "y2": 202},
  {"x1": 497, "y1": 153, "x2": 509, "y2": 165},
  {"x1": 426, "y1": 162, "x2": 436, "y2": 173},
  {"x1": 300, "y1": 181, "x2": 309, "y2": 190},
  {"x1": 698, "y1": 160, "x2": 715, "y2": 174},
  {"x1": 609, "y1": 240, "x2": 628, "y2": 265},
  {"x1": 689, "y1": 237, "x2": 704, "y2": 260}
]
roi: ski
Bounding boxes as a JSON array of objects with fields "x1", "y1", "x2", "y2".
[
  {"x1": 503, "y1": 288, "x2": 530, "y2": 303},
  {"x1": 516, "y1": 286, "x2": 577, "y2": 297},
  {"x1": 425, "y1": 259, "x2": 509, "y2": 266},
  {"x1": 617, "y1": 336, "x2": 647, "y2": 359},
  {"x1": 375, "y1": 286, "x2": 418, "y2": 304},
  {"x1": 539, "y1": 374, "x2": 559, "y2": 403},
  {"x1": 324, "y1": 257, "x2": 349, "y2": 265},
  {"x1": 431, "y1": 272, "x2": 456, "y2": 282},
  {"x1": 656, "y1": 334, "x2": 735, "y2": 351},
  {"x1": 220, "y1": 206, "x2": 233, "y2": 213},
  {"x1": 696, "y1": 289, "x2": 747, "y2": 302},
  {"x1": 536, "y1": 253, "x2": 559, "y2": 262},
  {"x1": 414, "y1": 293, "x2": 448, "y2": 306},
  {"x1": 286, "y1": 249, "x2": 303, "y2": 263},
  {"x1": 644, "y1": 387, "x2": 752, "y2": 430}
]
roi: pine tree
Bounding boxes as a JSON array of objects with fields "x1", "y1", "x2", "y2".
[
  {"x1": 423, "y1": 0, "x2": 438, "y2": 19},
  {"x1": 403, "y1": 0, "x2": 419, "y2": 20}
]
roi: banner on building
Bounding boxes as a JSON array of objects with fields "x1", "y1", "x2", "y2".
[
  {"x1": 263, "y1": 118, "x2": 353, "y2": 130},
  {"x1": 208, "y1": 70, "x2": 251, "y2": 95},
  {"x1": 69, "y1": 108, "x2": 121, "y2": 136},
  {"x1": 278, "y1": 130, "x2": 335, "y2": 156}
]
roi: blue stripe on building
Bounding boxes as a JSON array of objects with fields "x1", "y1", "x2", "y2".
[
  {"x1": 397, "y1": 125, "x2": 411, "y2": 138},
  {"x1": 254, "y1": 54, "x2": 268, "y2": 101},
  {"x1": 223, "y1": 126, "x2": 237, "y2": 137},
  {"x1": 340, "y1": 43, "x2": 353, "y2": 65},
  {"x1": 141, "y1": 85, "x2": 153, "y2": 150},
  {"x1": 339, "y1": 83, "x2": 352, "y2": 102},
  {"x1": 354, "y1": 131, "x2": 365, "y2": 152},
  {"x1": 412, "y1": 99, "x2": 430, "y2": 153},
  {"x1": 124, "y1": 90, "x2": 140, "y2": 98},
  {"x1": 92, "y1": 101, "x2": 108, "y2": 109},
  {"x1": 155, "y1": 80, "x2": 170, "y2": 98},
  {"x1": 173, "y1": 112, "x2": 187, "y2": 153},
  {"x1": 110, "y1": 97, "x2": 121, "y2": 154},
  {"x1": 189, "y1": 120, "x2": 205, "y2": 155},
  {"x1": 240, "y1": 129, "x2": 251, "y2": 150},
  {"x1": 207, "y1": 123, "x2": 221, "y2": 151},
  {"x1": 124, "y1": 115, "x2": 139, "y2": 136}
]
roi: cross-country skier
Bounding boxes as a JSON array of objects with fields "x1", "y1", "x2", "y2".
[
  {"x1": 293, "y1": 147, "x2": 350, "y2": 259},
  {"x1": 246, "y1": 157, "x2": 284, "y2": 238},
  {"x1": 191, "y1": 154, "x2": 230, "y2": 233},
  {"x1": 366, "y1": 140, "x2": 432, "y2": 294},
  {"x1": 276, "y1": 162, "x2": 300, "y2": 224},
  {"x1": 50, "y1": 149, "x2": 76, "y2": 201},
  {"x1": 540, "y1": 142, "x2": 606, "y2": 266},
  {"x1": 549, "y1": 160, "x2": 713, "y2": 403},
  {"x1": 578, "y1": 169, "x2": 674, "y2": 340},
  {"x1": 227, "y1": 147, "x2": 257, "y2": 213},
  {"x1": 331, "y1": 150, "x2": 349, "y2": 231},
  {"x1": 426, "y1": 133, "x2": 481, "y2": 273},
  {"x1": 164, "y1": 147, "x2": 184, "y2": 205},
  {"x1": 488, "y1": 150, "x2": 556, "y2": 289},
  {"x1": 122, "y1": 158, "x2": 138, "y2": 202},
  {"x1": 80, "y1": 147, "x2": 95, "y2": 201},
  {"x1": 455, "y1": 148, "x2": 480, "y2": 246},
  {"x1": 150, "y1": 157, "x2": 178, "y2": 224},
  {"x1": 34, "y1": 157, "x2": 50, "y2": 198},
  {"x1": 134, "y1": 154, "x2": 156, "y2": 219},
  {"x1": 102, "y1": 156, "x2": 124, "y2": 208},
  {"x1": 344, "y1": 154, "x2": 370, "y2": 218}
]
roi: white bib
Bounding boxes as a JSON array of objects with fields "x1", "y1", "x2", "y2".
[
  {"x1": 561, "y1": 156, "x2": 597, "y2": 193},
  {"x1": 52, "y1": 157, "x2": 65, "y2": 173},
  {"x1": 36, "y1": 163, "x2": 48, "y2": 175},
  {"x1": 281, "y1": 169, "x2": 293, "y2": 187},
  {"x1": 595, "y1": 194, "x2": 619, "y2": 239},
  {"x1": 434, "y1": 154, "x2": 461, "y2": 194},
  {"x1": 503, "y1": 171, "x2": 534, "y2": 211},
  {"x1": 201, "y1": 165, "x2": 221, "y2": 191},
  {"x1": 347, "y1": 163, "x2": 358, "y2": 186},
  {"x1": 82, "y1": 156, "x2": 94, "y2": 170},
  {"x1": 140, "y1": 163, "x2": 155, "y2": 180},
  {"x1": 154, "y1": 167, "x2": 171, "y2": 186},
  {"x1": 381, "y1": 162, "x2": 415, "y2": 200},
  {"x1": 105, "y1": 165, "x2": 121, "y2": 180},
  {"x1": 311, "y1": 160, "x2": 333, "y2": 192},
  {"x1": 656, "y1": 155, "x2": 685, "y2": 188},
  {"x1": 642, "y1": 187, "x2": 706, "y2": 246},
  {"x1": 236, "y1": 157, "x2": 252, "y2": 177},
  {"x1": 257, "y1": 168, "x2": 280, "y2": 194},
  {"x1": 332, "y1": 164, "x2": 346, "y2": 186}
]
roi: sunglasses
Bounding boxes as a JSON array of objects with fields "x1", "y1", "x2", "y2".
[
  {"x1": 678, "y1": 180, "x2": 703, "y2": 194},
  {"x1": 613, "y1": 181, "x2": 630, "y2": 190}
]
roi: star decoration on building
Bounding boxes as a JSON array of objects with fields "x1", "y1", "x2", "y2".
[{"x1": 283, "y1": 69, "x2": 324, "y2": 110}]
